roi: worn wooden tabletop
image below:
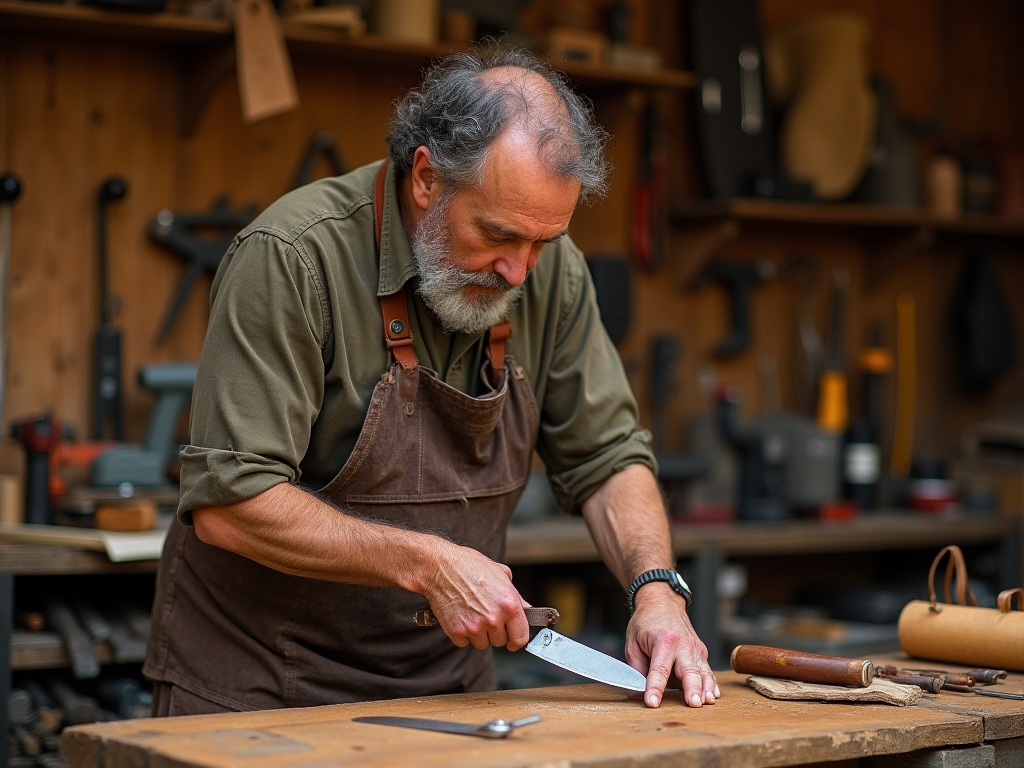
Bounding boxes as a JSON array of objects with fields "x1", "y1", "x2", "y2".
[{"x1": 61, "y1": 656, "x2": 1024, "y2": 768}]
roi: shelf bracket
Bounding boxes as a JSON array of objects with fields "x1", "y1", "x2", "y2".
[
  {"x1": 673, "y1": 217, "x2": 740, "y2": 288},
  {"x1": 179, "y1": 42, "x2": 236, "y2": 137}
]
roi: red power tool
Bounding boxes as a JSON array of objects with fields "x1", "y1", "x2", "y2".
[{"x1": 11, "y1": 412, "x2": 62, "y2": 525}]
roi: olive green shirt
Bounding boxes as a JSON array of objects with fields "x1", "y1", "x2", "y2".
[{"x1": 177, "y1": 161, "x2": 655, "y2": 520}]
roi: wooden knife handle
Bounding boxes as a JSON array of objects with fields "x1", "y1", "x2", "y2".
[
  {"x1": 413, "y1": 607, "x2": 560, "y2": 628},
  {"x1": 731, "y1": 645, "x2": 874, "y2": 687}
]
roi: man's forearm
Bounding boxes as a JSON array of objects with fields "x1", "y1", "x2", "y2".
[
  {"x1": 580, "y1": 463, "x2": 674, "y2": 590},
  {"x1": 192, "y1": 481, "x2": 532, "y2": 650},
  {"x1": 192, "y1": 482, "x2": 446, "y2": 594}
]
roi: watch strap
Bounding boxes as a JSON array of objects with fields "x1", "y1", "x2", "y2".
[{"x1": 626, "y1": 568, "x2": 692, "y2": 613}]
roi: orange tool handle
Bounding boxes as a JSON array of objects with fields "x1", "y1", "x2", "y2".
[{"x1": 731, "y1": 645, "x2": 874, "y2": 687}]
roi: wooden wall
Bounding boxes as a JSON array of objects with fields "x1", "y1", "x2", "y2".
[{"x1": 1, "y1": 0, "x2": 1023, "y2": 478}]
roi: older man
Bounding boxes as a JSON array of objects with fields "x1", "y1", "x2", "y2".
[{"x1": 143, "y1": 46, "x2": 718, "y2": 716}]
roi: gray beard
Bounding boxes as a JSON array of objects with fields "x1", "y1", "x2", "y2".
[{"x1": 411, "y1": 197, "x2": 523, "y2": 335}]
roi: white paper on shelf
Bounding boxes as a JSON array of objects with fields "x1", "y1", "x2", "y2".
[{"x1": 0, "y1": 523, "x2": 168, "y2": 562}]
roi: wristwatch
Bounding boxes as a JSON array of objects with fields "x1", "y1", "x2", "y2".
[{"x1": 626, "y1": 569, "x2": 692, "y2": 613}]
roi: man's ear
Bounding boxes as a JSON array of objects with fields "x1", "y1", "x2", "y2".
[{"x1": 409, "y1": 146, "x2": 435, "y2": 213}]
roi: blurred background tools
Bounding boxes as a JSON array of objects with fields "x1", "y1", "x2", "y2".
[
  {"x1": 815, "y1": 267, "x2": 850, "y2": 434},
  {"x1": 89, "y1": 361, "x2": 197, "y2": 489},
  {"x1": 93, "y1": 177, "x2": 128, "y2": 443},
  {"x1": 6, "y1": 361, "x2": 196, "y2": 531},
  {"x1": 693, "y1": 258, "x2": 775, "y2": 358},
  {"x1": 10, "y1": 413, "x2": 63, "y2": 526},
  {"x1": 291, "y1": 130, "x2": 346, "y2": 190},
  {"x1": 0, "y1": 173, "x2": 22, "y2": 458},
  {"x1": 149, "y1": 197, "x2": 254, "y2": 345}
]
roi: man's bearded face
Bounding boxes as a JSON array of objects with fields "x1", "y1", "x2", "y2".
[{"x1": 411, "y1": 192, "x2": 524, "y2": 335}]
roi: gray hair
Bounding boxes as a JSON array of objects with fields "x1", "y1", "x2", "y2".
[{"x1": 386, "y1": 46, "x2": 610, "y2": 205}]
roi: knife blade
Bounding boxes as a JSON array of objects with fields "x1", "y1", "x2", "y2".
[
  {"x1": 525, "y1": 627, "x2": 647, "y2": 692},
  {"x1": 352, "y1": 714, "x2": 541, "y2": 739}
]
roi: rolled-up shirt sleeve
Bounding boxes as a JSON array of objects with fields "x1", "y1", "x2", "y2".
[{"x1": 177, "y1": 229, "x2": 329, "y2": 523}]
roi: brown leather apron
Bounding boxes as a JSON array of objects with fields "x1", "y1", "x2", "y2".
[{"x1": 145, "y1": 163, "x2": 539, "y2": 712}]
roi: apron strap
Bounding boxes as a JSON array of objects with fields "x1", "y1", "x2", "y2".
[
  {"x1": 374, "y1": 161, "x2": 417, "y2": 372},
  {"x1": 372, "y1": 159, "x2": 512, "y2": 381},
  {"x1": 487, "y1": 320, "x2": 511, "y2": 387}
]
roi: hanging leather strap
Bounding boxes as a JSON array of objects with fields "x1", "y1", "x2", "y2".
[
  {"x1": 927, "y1": 545, "x2": 978, "y2": 610},
  {"x1": 997, "y1": 587, "x2": 1024, "y2": 613},
  {"x1": 372, "y1": 159, "x2": 511, "y2": 380}
]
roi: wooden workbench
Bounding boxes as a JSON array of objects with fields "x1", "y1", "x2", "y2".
[{"x1": 62, "y1": 656, "x2": 1024, "y2": 768}]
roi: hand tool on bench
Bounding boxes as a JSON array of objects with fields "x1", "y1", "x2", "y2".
[
  {"x1": 974, "y1": 689, "x2": 1024, "y2": 700},
  {"x1": 417, "y1": 606, "x2": 647, "y2": 692},
  {"x1": 880, "y1": 665, "x2": 1012, "y2": 695},
  {"x1": 94, "y1": 176, "x2": 128, "y2": 441},
  {"x1": 354, "y1": 713, "x2": 541, "y2": 739},
  {"x1": 731, "y1": 645, "x2": 874, "y2": 687}
]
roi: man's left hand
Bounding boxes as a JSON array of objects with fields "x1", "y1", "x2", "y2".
[{"x1": 625, "y1": 584, "x2": 720, "y2": 709}]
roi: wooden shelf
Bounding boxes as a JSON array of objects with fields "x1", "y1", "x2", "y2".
[
  {"x1": 10, "y1": 631, "x2": 145, "y2": 671},
  {"x1": 0, "y1": 544, "x2": 159, "y2": 576},
  {"x1": 506, "y1": 512, "x2": 1021, "y2": 565},
  {"x1": 0, "y1": 0, "x2": 696, "y2": 90},
  {"x1": 673, "y1": 197, "x2": 1024, "y2": 237},
  {"x1": 668, "y1": 197, "x2": 1024, "y2": 286}
]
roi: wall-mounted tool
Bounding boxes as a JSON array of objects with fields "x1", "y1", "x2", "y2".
[
  {"x1": 291, "y1": 130, "x2": 346, "y2": 190},
  {"x1": 715, "y1": 385, "x2": 788, "y2": 522},
  {"x1": 694, "y1": 258, "x2": 775, "y2": 358},
  {"x1": 890, "y1": 294, "x2": 916, "y2": 481},
  {"x1": 90, "y1": 362, "x2": 198, "y2": 488},
  {"x1": 793, "y1": 257, "x2": 825, "y2": 416},
  {"x1": 149, "y1": 197, "x2": 255, "y2": 344},
  {"x1": 0, "y1": 173, "x2": 22, "y2": 442},
  {"x1": 94, "y1": 177, "x2": 128, "y2": 441},
  {"x1": 586, "y1": 254, "x2": 632, "y2": 345},
  {"x1": 649, "y1": 335, "x2": 710, "y2": 487},
  {"x1": 816, "y1": 267, "x2": 850, "y2": 433},
  {"x1": 631, "y1": 101, "x2": 667, "y2": 271},
  {"x1": 11, "y1": 412, "x2": 63, "y2": 525}
]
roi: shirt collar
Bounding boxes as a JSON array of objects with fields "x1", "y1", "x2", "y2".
[{"x1": 376, "y1": 160, "x2": 419, "y2": 298}]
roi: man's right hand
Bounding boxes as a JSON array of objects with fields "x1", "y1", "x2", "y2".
[{"x1": 419, "y1": 542, "x2": 532, "y2": 651}]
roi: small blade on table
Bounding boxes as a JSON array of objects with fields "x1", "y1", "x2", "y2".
[{"x1": 352, "y1": 714, "x2": 541, "y2": 739}]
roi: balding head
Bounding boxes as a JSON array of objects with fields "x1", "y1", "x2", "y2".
[{"x1": 387, "y1": 47, "x2": 610, "y2": 205}]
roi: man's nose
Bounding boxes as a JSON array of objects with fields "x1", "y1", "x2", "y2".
[
  {"x1": 493, "y1": 248, "x2": 531, "y2": 286},
  {"x1": 493, "y1": 244, "x2": 538, "y2": 287}
]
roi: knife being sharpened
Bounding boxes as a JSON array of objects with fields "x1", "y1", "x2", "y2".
[{"x1": 414, "y1": 606, "x2": 647, "y2": 692}]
